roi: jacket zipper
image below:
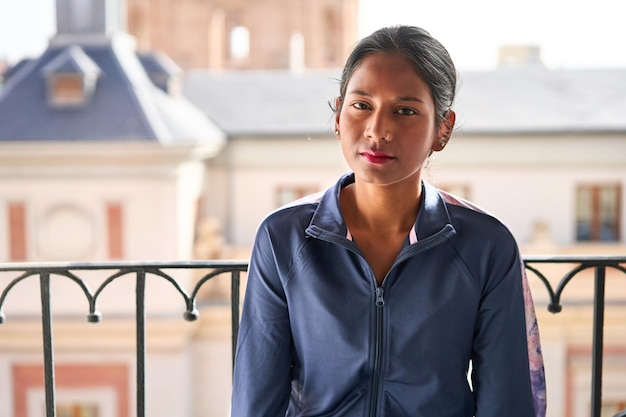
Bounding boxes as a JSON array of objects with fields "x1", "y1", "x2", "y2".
[
  {"x1": 369, "y1": 286, "x2": 385, "y2": 417},
  {"x1": 307, "y1": 224, "x2": 453, "y2": 415}
]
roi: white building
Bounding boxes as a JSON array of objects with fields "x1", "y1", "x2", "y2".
[
  {"x1": 184, "y1": 63, "x2": 626, "y2": 416},
  {"x1": 0, "y1": 0, "x2": 624, "y2": 413},
  {"x1": 0, "y1": 1, "x2": 227, "y2": 416}
]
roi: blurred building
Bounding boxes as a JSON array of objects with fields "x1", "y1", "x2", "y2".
[
  {"x1": 126, "y1": 0, "x2": 359, "y2": 70},
  {"x1": 0, "y1": 0, "x2": 625, "y2": 416},
  {"x1": 0, "y1": 0, "x2": 225, "y2": 263},
  {"x1": 184, "y1": 52, "x2": 626, "y2": 417},
  {"x1": 0, "y1": 0, "x2": 226, "y2": 416}
]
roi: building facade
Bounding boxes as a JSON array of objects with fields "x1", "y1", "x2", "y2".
[
  {"x1": 0, "y1": 0, "x2": 625, "y2": 415},
  {"x1": 183, "y1": 67, "x2": 626, "y2": 417},
  {"x1": 125, "y1": 0, "x2": 359, "y2": 70},
  {"x1": 0, "y1": 1, "x2": 226, "y2": 416}
]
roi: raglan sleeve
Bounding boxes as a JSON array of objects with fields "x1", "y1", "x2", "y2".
[
  {"x1": 472, "y1": 235, "x2": 547, "y2": 417},
  {"x1": 230, "y1": 220, "x2": 292, "y2": 417},
  {"x1": 521, "y1": 262, "x2": 548, "y2": 416}
]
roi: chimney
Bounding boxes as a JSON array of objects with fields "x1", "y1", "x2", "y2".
[
  {"x1": 498, "y1": 45, "x2": 543, "y2": 68},
  {"x1": 56, "y1": 0, "x2": 125, "y2": 36}
]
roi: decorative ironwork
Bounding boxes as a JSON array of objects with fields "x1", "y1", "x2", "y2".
[
  {"x1": 0, "y1": 260, "x2": 247, "y2": 417},
  {"x1": 524, "y1": 255, "x2": 626, "y2": 417},
  {"x1": 1, "y1": 256, "x2": 625, "y2": 417}
]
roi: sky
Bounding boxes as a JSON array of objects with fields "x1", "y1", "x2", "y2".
[
  {"x1": 0, "y1": 0, "x2": 625, "y2": 70},
  {"x1": 358, "y1": 0, "x2": 626, "y2": 70}
]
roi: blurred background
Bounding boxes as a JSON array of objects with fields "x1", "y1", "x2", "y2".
[
  {"x1": 3, "y1": 0, "x2": 626, "y2": 70},
  {"x1": 0, "y1": 1, "x2": 625, "y2": 416}
]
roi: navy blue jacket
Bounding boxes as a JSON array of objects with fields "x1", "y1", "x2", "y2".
[{"x1": 231, "y1": 173, "x2": 546, "y2": 417}]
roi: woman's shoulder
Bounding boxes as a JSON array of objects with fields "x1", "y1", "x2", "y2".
[
  {"x1": 435, "y1": 186, "x2": 516, "y2": 241},
  {"x1": 260, "y1": 191, "x2": 324, "y2": 231}
]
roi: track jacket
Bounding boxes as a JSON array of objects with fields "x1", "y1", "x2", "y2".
[{"x1": 231, "y1": 173, "x2": 546, "y2": 417}]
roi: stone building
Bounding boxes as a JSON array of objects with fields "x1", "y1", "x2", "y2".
[{"x1": 125, "y1": 0, "x2": 359, "y2": 70}]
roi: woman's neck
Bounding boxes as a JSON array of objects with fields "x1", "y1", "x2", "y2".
[{"x1": 341, "y1": 179, "x2": 422, "y2": 236}]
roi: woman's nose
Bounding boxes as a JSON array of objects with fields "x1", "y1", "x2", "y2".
[{"x1": 365, "y1": 112, "x2": 391, "y2": 143}]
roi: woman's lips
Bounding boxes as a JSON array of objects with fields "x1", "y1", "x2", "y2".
[{"x1": 360, "y1": 151, "x2": 394, "y2": 164}]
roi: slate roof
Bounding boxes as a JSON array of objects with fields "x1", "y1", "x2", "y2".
[
  {"x1": 183, "y1": 70, "x2": 341, "y2": 137},
  {"x1": 455, "y1": 68, "x2": 626, "y2": 134},
  {"x1": 41, "y1": 45, "x2": 101, "y2": 76},
  {"x1": 137, "y1": 51, "x2": 183, "y2": 93},
  {"x1": 0, "y1": 34, "x2": 225, "y2": 144},
  {"x1": 183, "y1": 67, "x2": 626, "y2": 137}
]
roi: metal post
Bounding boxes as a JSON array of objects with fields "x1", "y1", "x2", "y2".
[
  {"x1": 231, "y1": 270, "x2": 241, "y2": 370},
  {"x1": 136, "y1": 271, "x2": 146, "y2": 417},
  {"x1": 590, "y1": 265, "x2": 606, "y2": 417},
  {"x1": 40, "y1": 272, "x2": 56, "y2": 417}
]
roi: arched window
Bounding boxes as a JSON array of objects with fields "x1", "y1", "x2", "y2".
[
  {"x1": 230, "y1": 26, "x2": 250, "y2": 61},
  {"x1": 289, "y1": 32, "x2": 305, "y2": 71}
]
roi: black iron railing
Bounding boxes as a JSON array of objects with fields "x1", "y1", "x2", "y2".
[
  {"x1": 524, "y1": 255, "x2": 626, "y2": 417},
  {"x1": 0, "y1": 256, "x2": 625, "y2": 417},
  {"x1": 0, "y1": 260, "x2": 248, "y2": 417}
]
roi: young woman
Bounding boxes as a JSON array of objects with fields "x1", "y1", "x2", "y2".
[{"x1": 231, "y1": 25, "x2": 546, "y2": 417}]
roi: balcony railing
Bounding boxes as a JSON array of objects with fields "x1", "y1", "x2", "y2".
[{"x1": 0, "y1": 256, "x2": 625, "y2": 417}]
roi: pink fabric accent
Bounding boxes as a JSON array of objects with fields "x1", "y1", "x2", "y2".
[{"x1": 522, "y1": 264, "x2": 547, "y2": 417}]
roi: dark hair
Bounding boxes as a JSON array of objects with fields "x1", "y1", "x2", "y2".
[{"x1": 335, "y1": 25, "x2": 457, "y2": 124}]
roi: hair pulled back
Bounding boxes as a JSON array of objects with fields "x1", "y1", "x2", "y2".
[{"x1": 337, "y1": 25, "x2": 457, "y2": 124}]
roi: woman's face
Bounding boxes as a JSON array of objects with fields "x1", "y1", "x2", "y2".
[{"x1": 335, "y1": 52, "x2": 452, "y2": 188}]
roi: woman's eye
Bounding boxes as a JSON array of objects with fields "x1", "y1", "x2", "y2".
[
  {"x1": 397, "y1": 108, "x2": 417, "y2": 116},
  {"x1": 352, "y1": 102, "x2": 370, "y2": 110}
]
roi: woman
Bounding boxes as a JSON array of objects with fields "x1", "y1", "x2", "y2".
[{"x1": 231, "y1": 25, "x2": 546, "y2": 417}]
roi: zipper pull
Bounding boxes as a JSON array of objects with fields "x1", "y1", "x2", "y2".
[{"x1": 375, "y1": 287, "x2": 385, "y2": 307}]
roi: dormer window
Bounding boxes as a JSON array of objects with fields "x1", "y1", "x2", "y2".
[
  {"x1": 50, "y1": 74, "x2": 85, "y2": 104},
  {"x1": 137, "y1": 51, "x2": 183, "y2": 96},
  {"x1": 41, "y1": 46, "x2": 101, "y2": 107}
]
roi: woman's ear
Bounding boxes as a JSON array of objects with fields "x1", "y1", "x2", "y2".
[
  {"x1": 440, "y1": 110, "x2": 456, "y2": 140},
  {"x1": 432, "y1": 110, "x2": 456, "y2": 152},
  {"x1": 334, "y1": 97, "x2": 342, "y2": 132},
  {"x1": 334, "y1": 96, "x2": 342, "y2": 111}
]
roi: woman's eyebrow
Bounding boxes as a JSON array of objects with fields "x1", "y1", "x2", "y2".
[
  {"x1": 347, "y1": 89, "x2": 425, "y2": 104},
  {"x1": 346, "y1": 89, "x2": 371, "y2": 97},
  {"x1": 397, "y1": 96, "x2": 425, "y2": 104}
]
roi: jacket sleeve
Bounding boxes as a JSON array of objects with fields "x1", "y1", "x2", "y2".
[
  {"x1": 230, "y1": 222, "x2": 292, "y2": 417},
  {"x1": 471, "y1": 244, "x2": 547, "y2": 417},
  {"x1": 522, "y1": 263, "x2": 547, "y2": 417}
]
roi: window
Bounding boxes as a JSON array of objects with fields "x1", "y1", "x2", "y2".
[
  {"x1": 106, "y1": 202, "x2": 124, "y2": 259},
  {"x1": 15, "y1": 364, "x2": 125, "y2": 417},
  {"x1": 41, "y1": 46, "x2": 101, "y2": 108},
  {"x1": 230, "y1": 26, "x2": 250, "y2": 61},
  {"x1": 289, "y1": 32, "x2": 305, "y2": 71},
  {"x1": 276, "y1": 185, "x2": 319, "y2": 207},
  {"x1": 576, "y1": 183, "x2": 621, "y2": 242},
  {"x1": 51, "y1": 75, "x2": 85, "y2": 105},
  {"x1": 7, "y1": 201, "x2": 27, "y2": 261}
]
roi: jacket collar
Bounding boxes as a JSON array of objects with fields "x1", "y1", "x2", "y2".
[{"x1": 306, "y1": 173, "x2": 455, "y2": 243}]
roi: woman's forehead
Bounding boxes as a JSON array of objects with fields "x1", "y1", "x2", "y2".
[{"x1": 345, "y1": 53, "x2": 431, "y2": 99}]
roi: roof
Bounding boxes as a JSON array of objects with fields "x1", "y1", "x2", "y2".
[
  {"x1": 137, "y1": 51, "x2": 183, "y2": 78},
  {"x1": 455, "y1": 68, "x2": 626, "y2": 134},
  {"x1": 183, "y1": 66, "x2": 626, "y2": 137},
  {"x1": 1, "y1": 59, "x2": 34, "y2": 82},
  {"x1": 183, "y1": 70, "x2": 341, "y2": 137},
  {"x1": 41, "y1": 45, "x2": 102, "y2": 76},
  {"x1": 0, "y1": 33, "x2": 225, "y2": 145}
]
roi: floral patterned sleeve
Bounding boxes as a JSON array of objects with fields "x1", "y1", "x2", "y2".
[{"x1": 522, "y1": 264, "x2": 547, "y2": 417}]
